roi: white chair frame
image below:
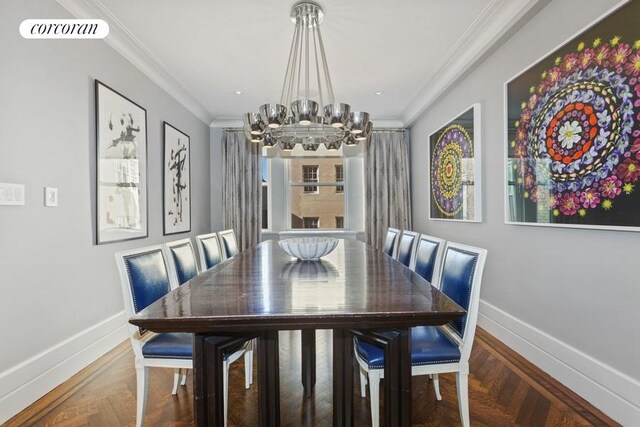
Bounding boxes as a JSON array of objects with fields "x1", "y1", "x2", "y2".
[
  {"x1": 195, "y1": 232, "x2": 224, "y2": 271},
  {"x1": 356, "y1": 242, "x2": 487, "y2": 427},
  {"x1": 116, "y1": 245, "x2": 251, "y2": 427},
  {"x1": 163, "y1": 238, "x2": 200, "y2": 289},
  {"x1": 409, "y1": 233, "x2": 447, "y2": 288},
  {"x1": 394, "y1": 230, "x2": 420, "y2": 266},
  {"x1": 384, "y1": 227, "x2": 401, "y2": 258},
  {"x1": 218, "y1": 229, "x2": 239, "y2": 259}
]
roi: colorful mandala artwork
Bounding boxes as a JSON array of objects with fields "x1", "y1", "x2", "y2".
[
  {"x1": 429, "y1": 106, "x2": 481, "y2": 221},
  {"x1": 507, "y1": 1, "x2": 640, "y2": 229}
]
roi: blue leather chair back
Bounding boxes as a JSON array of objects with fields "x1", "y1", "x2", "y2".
[
  {"x1": 414, "y1": 238, "x2": 441, "y2": 282},
  {"x1": 201, "y1": 235, "x2": 223, "y2": 269},
  {"x1": 168, "y1": 242, "x2": 198, "y2": 285},
  {"x1": 124, "y1": 249, "x2": 171, "y2": 316},
  {"x1": 382, "y1": 228, "x2": 399, "y2": 256},
  {"x1": 396, "y1": 231, "x2": 418, "y2": 267},
  {"x1": 440, "y1": 247, "x2": 479, "y2": 338},
  {"x1": 219, "y1": 230, "x2": 239, "y2": 258}
]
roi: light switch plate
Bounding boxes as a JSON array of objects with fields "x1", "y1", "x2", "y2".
[
  {"x1": 0, "y1": 183, "x2": 25, "y2": 206},
  {"x1": 44, "y1": 187, "x2": 58, "y2": 207}
]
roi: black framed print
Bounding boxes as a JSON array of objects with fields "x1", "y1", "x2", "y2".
[
  {"x1": 163, "y1": 121, "x2": 191, "y2": 235},
  {"x1": 505, "y1": 1, "x2": 640, "y2": 231},
  {"x1": 95, "y1": 80, "x2": 148, "y2": 244}
]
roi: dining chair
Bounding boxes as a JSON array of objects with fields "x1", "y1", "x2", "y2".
[
  {"x1": 382, "y1": 227, "x2": 400, "y2": 257},
  {"x1": 410, "y1": 233, "x2": 447, "y2": 288},
  {"x1": 115, "y1": 245, "x2": 252, "y2": 427},
  {"x1": 164, "y1": 238, "x2": 199, "y2": 287},
  {"x1": 195, "y1": 232, "x2": 225, "y2": 270},
  {"x1": 354, "y1": 242, "x2": 487, "y2": 427},
  {"x1": 218, "y1": 229, "x2": 239, "y2": 259},
  {"x1": 394, "y1": 230, "x2": 419, "y2": 267}
]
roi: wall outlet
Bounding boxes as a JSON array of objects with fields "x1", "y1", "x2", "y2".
[
  {"x1": 44, "y1": 187, "x2": 58, "y2": 207},
  {"x1": 0, "y1": 183, "x2": 26, "y2": 206}
]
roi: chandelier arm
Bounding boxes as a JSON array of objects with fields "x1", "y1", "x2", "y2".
[
  {"x1": 280, "y1": 20, "x2": 301, "y2": 106},
  {"x1": 287, "y1": 18, "x2": 302, "y2": 111},
  {"x1": 315, "y1": 21, "x2": 335, "y2": 104},
  {"x1": 312, "y1": 21, "x2": 324, "y2": 110},
  {"x1": 305, "y1": 15, "x2": 310, "y2": 100},
  {"x1": 296, "y1": 19, "x2": 304, "y2": 101}
]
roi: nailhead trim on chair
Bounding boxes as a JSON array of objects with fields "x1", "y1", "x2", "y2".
[
  {"x1": 142, "y1": 354, "x2": 192, "y2": 360},
  {"x1": 446, "y1": 247, "x2": 478, "y2": 339},
  {"x1": 124, "y1": 248, "x2": 167, "y2": 336},
  {"x1": 368, "y1": 358, "x2": 460, "y2": 369}
]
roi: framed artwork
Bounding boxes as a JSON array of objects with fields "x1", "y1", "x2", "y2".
[
  {"x1": 429, "y1": 104, "x2": 482, "y2": 221},
  {"x1": 95, "y1": 80, "x2": 148, "y2": 244},
  {"x1": 505, "y1": 1, "x2": 640, "y2": 231},
  {"x1": 163, "y1": 122, "x2": 191, "y2": 235}
]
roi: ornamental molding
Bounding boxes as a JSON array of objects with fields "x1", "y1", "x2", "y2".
[
  {"x1": 57, "y1": 0, "x2": 212, "y2": 125},
  {"x1": 401, "y1": 0, "x2": 545, "y2": 126}
]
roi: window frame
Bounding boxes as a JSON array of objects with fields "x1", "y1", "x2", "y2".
[
  {"x1": 302, "y1": 165, "x2": 319, "y2": 194},
  {"x1": 286, "y1": 157, "x2": 348, "y2": 230}
]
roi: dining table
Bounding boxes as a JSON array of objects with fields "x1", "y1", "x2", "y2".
[{"x1": 129, "y1": 239, "x2": 465, "y2": 427}]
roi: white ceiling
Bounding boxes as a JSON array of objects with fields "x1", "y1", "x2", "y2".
[{"x1": 58, "y1": 0, "x2": 541, "y2": 125}]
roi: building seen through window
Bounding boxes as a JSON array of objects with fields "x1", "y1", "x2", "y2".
[{"x1": 290, "y1": 158, "x2": 344, "y2": 229}]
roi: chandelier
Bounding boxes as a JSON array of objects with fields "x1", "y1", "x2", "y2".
[{"x1": 243, "y1": 1, "x2": 372, "y2": 151}]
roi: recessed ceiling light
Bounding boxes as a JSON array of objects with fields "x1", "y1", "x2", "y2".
[
  {"x1": 235, "y1": 91, "x2": 243, "y2": 95},
  {"x1": 375, "y1": 91, "x2": 383, "y2": 95}
]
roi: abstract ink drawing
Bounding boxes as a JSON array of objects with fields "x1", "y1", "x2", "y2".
[{"x1": 163, "y1": 122, "x2": 191, "y2": 235}]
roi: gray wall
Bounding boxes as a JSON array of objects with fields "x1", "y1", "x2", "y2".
[
  {"x1": 0, "y1": 0, "x2": 211, "y2": 372},
  {"x1": 410, "y1": 0, "x2": 638, "y2": 388}
]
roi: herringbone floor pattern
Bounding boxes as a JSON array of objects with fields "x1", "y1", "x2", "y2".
[{"x1": 5, "y1": 328, "x2": 617, "y2": 426}]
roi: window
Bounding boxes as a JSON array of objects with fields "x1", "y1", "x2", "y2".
[
  {"x1": 335, "y1": 165, "x2": 344, "y2": 193},
  {"x1": 303, "y1": 217, "x2": 319, "y2": 229},
  {"x1": 335, "y1": 216, "x2": 344, "y2": 229},
  {"x1": 289, "y1": 158, "x2": 345, "y2": 229},
  {"x1": 303, "y1": 165, "x2": 318, "y2": 193}
]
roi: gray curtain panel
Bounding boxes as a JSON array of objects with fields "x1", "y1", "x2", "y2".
[
  {"x1": 365, "y1": 130, "x2": 412, "y2": 250},
  {"x1": 222, "y1": 130, "x2": 261, "y2": 250}
]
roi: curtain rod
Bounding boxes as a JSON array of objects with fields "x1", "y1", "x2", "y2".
[{"x1": 223, "y1": 127, "x2": 406, "y2": 132}]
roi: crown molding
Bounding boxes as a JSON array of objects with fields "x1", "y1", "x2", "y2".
[
  {"x1": 401, "y1": 0, "x2": 544, "y2": 126},
  {"x1": 57, "y1": 0, "x2": 212, "y2": 125}
]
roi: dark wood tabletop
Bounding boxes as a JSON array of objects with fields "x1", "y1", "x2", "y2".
[
  {"x1": 129, "y1": 239, "x2": 465, "y2": 333},
  {"x1": 128, "y1": 239, "x2": 466, "y2": 427}
]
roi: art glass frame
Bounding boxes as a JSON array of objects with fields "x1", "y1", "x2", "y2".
[
  {"x1": 95, "y1": 80, "x2": 148, "y2": 244},
  {"x1": 163, "y1": 121, "x2": 191, "y2": 235},
  {"x1": 428, "y1": 103, "x2": 482, "y2": 222},
  {"x1": 505, "y1": 1, "x2": 640, "y2": 231}
]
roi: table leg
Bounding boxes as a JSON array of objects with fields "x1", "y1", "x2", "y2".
[
  {"x1": 258, "y1": 330, "x2": 280, "y2": 427},
  {"x1": 332, "y1": 328, "x2": 354, "y2": 427},
  {"x1": 193, "y1": 334, "x2": 252, "y2": 427},
  {"x1": 383, "y1": 328, "x2": 412, "y2": 427},
  {"x1": 301, "y1": 329, "x2": 316, "y2": 397}
]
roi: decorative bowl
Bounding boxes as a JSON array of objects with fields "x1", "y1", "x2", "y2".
[{"x1": 278, "y1": 237, "x2": 339, "y2": 261}]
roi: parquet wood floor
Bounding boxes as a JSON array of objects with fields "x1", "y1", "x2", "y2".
[{"x1": 5, "y1": 328, "x2": 617, "y2": 426}]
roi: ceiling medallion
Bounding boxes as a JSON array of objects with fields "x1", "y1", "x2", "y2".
[{"x1": 243, "y1": 1, "x2": 372, "y2": 151}]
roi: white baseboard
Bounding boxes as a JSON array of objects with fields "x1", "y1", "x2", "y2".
[
  {"x1": 0, "y1": 311, "x2": 128, "y2": 424},
  {"x1": 478, "y1": 299, "x2": 640, "y2": 426}
]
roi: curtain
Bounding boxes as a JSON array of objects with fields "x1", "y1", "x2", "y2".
[
  {"x1": 365, "y1": 130, "x2": 412, "y2": 250},
  {"x1": 222, "y1": 130, "x2": 261, "y2": 250}
]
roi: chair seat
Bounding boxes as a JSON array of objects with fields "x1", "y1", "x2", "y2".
[
  {"x1": 142, "y1": 333, "x2": 193, "y2": 359},
  {"x1": 355, "y1": 326, "x2": 461, "y2": 369}
]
